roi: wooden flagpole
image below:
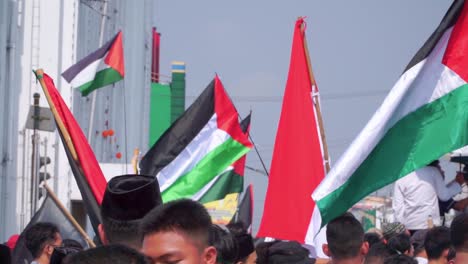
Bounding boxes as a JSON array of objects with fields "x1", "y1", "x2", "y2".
[
  {"x1": 34, "y1": 69, "x2": 78, "y2": 161},
  {"x1": 300, "y1": 19, "x2": 331, "y2": 173},
  {"x1": 43, "y1": 182, "x2": 96, "y2": 248}
]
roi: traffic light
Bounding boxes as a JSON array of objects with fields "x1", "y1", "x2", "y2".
[{"x1": 38, "y1": 156, "x2": 51, "y2": 199}]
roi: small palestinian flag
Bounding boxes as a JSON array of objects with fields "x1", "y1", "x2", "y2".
[
  {"x1": 62, "y1": 31, "x2": 124, "y2": 96},
  {"x1": 313, "y1": 0, "x2": 468, "y2": 228},
  {"x1": 140, "y1": 75, "x2": 253, "y2": 202}
]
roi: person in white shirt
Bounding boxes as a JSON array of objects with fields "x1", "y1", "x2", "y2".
[{"x1": 393, "y1": 160, "x2": 466, "y2": 232}]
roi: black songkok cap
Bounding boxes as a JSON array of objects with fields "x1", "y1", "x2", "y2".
[{"x1": 101, "y1": 174, "x2": 162, "y2": 221}]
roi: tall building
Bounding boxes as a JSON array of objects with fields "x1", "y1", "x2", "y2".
[{"x1": 0, "y1": 0, "x2": 157, "y2": 241}]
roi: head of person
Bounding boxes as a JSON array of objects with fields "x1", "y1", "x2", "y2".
[
  {"x1": 24, "y1": 222, "x2": 62, "y2": 261},
  {"x1": 364, "y1": 232, "x2": 384, "y2": 248},
  {"x1": 411, "y1": 229, "x2": 428, "y2": 258},
  {"x1": 267, "y1": 241, "x2": 315, "y2": 264},
  {"x1": 226, "y1": 222, "x2": 256, "y2": 264},
  {"x1": 255, "y1": 241, "x2": 278, "y2": 264},
  {"x1": 364, "y1": 242, "x2": 392, "y2": 264},
  {"x1": 50, "y1": 244, "x2": 83, "y2": 264},
  {"x1": 451, "y1": 213, "x2": 468, "y2": 253},
  {"x1": 209, "y1": 224, "x2": 238, "y2": 264},
  {"x1": 383, "y1": 255, "x2": 417, "y2": 264},
  {"x1": 140, "y1": 199, "x2": 217, "y2": 264},
  {"x1": 323, "y1": 213, "x2": 368, "y2": 262},
  {"x1": 382, "y1": 222, "x2": 407, "y2": 241},
  {"x1": 387, "y1": 233, "x2": 413, "y2": 256},
  {"x1": 425, "y1": 226, "x2": 452, "y2": 261},
  {"x1": 447, "y1": 247, "x2": 456, "y2": 264},
  {"x1": 63, "y1": 244, "x2": 150, "y2": 264},
  {"x1": 99, "y1": 174, "x2": 162, "y2": 249}
]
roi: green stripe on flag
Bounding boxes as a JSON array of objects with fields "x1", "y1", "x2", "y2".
[
  {"x1": 78, "y1": 68, "x2": 122, "y2": 96},
  {"x1": 318, "y1": 84, "x2": 468, "y2": 225},
  {"x1": 162, "y1": 138, "x2": 250, "y2": 202},
  {"x1": 198, "y1": 170, "x2": 243, "y2": 204}
]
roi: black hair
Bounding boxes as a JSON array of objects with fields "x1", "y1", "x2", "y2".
[
  {"x1": 364, "y1": 242, "x2": 392, "y2": 264},
  {"x1": 387, "y1": 233, "x2": 411, "y2": 256},
  {"x1": 255, "y1": 241, "x2": 278, "y2": 264},
  {"x1": 24, "y1": 222, "x2": 60, "y2": 258},
  {"x1": 140, "y1": 199, "x2": 212, "y2": 249},
  {"x1": 447, "y1": 247, "x2": 456, "y2": 262},
  {"x1": 209, "y1": 225, "x2": 238, "y2": 263},
  {"x1": 62, "y1": 239, "x2": 84, "y2": 250},
  {"x1": 364, "y1": 232, "x2": 383, "y2": 248},
  {"x1": 451, "y1": 213, "x2": 468, "y2": 252},
  {"x1": 227, "y1": 222, "x2": 254, "y2": 262},
  {"x1": 425, "y1": 226, "x2": 451, "y2": 260},
  {"x1": 50, "y1": 245, "x2": 83, "y2": 264},
  {"x1": 428, "y1": 160, "x2": 440, "y2": 167},
  {"x1": 63, "y1": 244, "x2": 150, "y2": 264},
  {"x1": 326, "y1": 213, "x2": 364, "y2": 259},
  {"x1": 383, "y1": 255, "x2": 417, "y2": 264},
  {"x1": 101, "y1": 216, "x2": 142, "y2": 248}
]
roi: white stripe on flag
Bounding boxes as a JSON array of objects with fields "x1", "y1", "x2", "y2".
[
  {"x1": 157, "y1": 114, "x2": 230, "y2": 192},
  {"x1": 69, "y1": 57, "x2": 109, "y2": 88}
]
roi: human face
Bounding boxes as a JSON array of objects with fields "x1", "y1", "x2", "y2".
[{"x1": 142, "y1": 231, "x2": 216, "y2": 264}]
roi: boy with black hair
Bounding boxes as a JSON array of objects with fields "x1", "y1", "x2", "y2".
[
  {"x1": 450, "y1": 213, "x2": 468, "y2": 264},
  {"x1": 226, "y1": 222, "x2": 256, "y2": 264},
  {"x1": 322, "y1": 213, "x2": 369, "y2": 264},
  {"x1": 424, "y1": 226, "x2": 452, "y2": 264},
  {"x1": 23, "y1": 222, "x2": 62, "y2": 264},
  {"x1": 387, "y1": 233, "x2": 413, "y2": 256},
  {"x1": 63, "y1": 244, "x2": 150, "y2": 264},
  {"x1": 364, "y1": 242, "x2": 392, "y2": 264},
  {"x1": 209, "y1": 224, "x2": 238, "y2": 264},
  {"x1": 140, "y1": 199, "x2": 217, "y2": 264},
  {"x1": 99, "y1": 174, "x2": 162, "y2": 250}
]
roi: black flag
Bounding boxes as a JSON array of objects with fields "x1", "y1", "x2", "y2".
[{"x1": 231, "y1": 184, "x2": 254, "y2": 233}]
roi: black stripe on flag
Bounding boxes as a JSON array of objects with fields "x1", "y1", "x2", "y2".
[
  {"x1": 404, "y1": 0, "x2": 464, "y2": 71},
  {"x1": 140, "y1": 79, "x2": 216, "y2": 176},
  {"x1": 58, "y1": 129, "x2": 102, "y2": 235},
  {"x1": 62, "y1": 32, "x2": 119, "y2": 82}
]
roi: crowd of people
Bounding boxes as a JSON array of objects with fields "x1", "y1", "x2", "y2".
[{"x1": 2, "y1": 159, "x2": 468, "y2": 264}]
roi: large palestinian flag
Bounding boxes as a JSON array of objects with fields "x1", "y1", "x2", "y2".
[
  {"x1": 313, "y1": 0, "x2": 468, "y2": 228},
  {"x1": 62, "y1": 31, "x2": 124, "y2": 96},
  {"x1": 140, "y1": 76, "x2": 253, "y2": 202}
]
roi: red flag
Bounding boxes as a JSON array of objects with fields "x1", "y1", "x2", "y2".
[
  {"x1": 38, "y1": 71, "x2": 107, "y2": 233},
  {"x1": 257, "y1": 18, "x2": 325, "y2": 243}
]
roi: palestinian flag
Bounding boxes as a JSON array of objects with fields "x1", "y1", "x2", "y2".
[
  {"x1": 62, "y1": 31, "x2": 124, "y2": 96},
  {"x1": 196, "y1": 114, "x2": 251, "y2": 203},
  {"x1": 35, "y1": 70, "x2": 107, "y2": 235},
  {"x1": 140, "y1": 76, "x2": 253, "y2": 202},
  {"x1": 313, "y1": 0, "x2": 468, "y2": 228}
]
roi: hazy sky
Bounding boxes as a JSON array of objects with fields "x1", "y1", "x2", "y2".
[{"x1": 154, "y1": 1, "x2": 453, "y2": 231}]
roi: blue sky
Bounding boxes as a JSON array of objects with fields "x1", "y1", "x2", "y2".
[{"x1": 154, "y1": 1, "x2": 453, "y2": 231}]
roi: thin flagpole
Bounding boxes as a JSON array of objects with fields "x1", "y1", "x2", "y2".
[
  {"x1": 34, "y1": 69, "x2": 78, "y2": 161},
  {"x1": 87, "y1": 0, "x2": 109, "y2": 143},
  {"x1": 301, "y1": 20, "x2": 331, "y2": 173},
  {"x1": 43, "y1": 182, "x2": 96, "y2": 248}
]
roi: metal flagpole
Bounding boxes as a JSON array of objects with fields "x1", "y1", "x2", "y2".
[{"x1": 87, "y1": 0, "x2": 108, "y2": 143}]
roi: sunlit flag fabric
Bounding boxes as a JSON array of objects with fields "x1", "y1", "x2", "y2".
[
  {"x1": 37, "y1": 71, "x2": 107, "y2": 235},
  {"x1": 140, "y1": 76, "x2": 253, "y2": 202},
  {"x1": 313, "y1": 0, "x2": 468, "y2": 228},
  {"x1": 197, "y1": 114, "x2": 251, "y2": 204},
  {"x1": 12, "y1": 194, "x2": 87, "y2": 263},
  {"x1": 62, "y1": 31, "x2": 124, "y2": 96},
  {"x1": 257, "y1": 17, "x2": 325, "y2": 246}
]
